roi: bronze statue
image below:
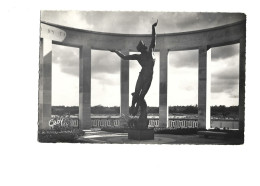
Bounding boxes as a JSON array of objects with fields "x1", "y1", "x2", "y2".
[{"x1": 110, "y1": 20, "x2": 158, "y2": 129}]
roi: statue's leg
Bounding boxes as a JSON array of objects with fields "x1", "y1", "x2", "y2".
[
  {"x1": 130, "y1": 73, "x2": 143, "y2": 115},
  {"x1": 131, "y1": 92, "x2": 139, "y2": 108},
  {"x1": 138, "y1": 78, "x2": 152, "y2": 102},
  {"x1": 133, "y1": 77, "x2": 152, "y2": 116},
  {"x1": 130, "y1": 92, "x2": 139, "y2": 115}
]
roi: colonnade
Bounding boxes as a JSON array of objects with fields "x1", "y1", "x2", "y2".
[{"x1": 39, "y1": 20, "x2": 246, "y2": 131}]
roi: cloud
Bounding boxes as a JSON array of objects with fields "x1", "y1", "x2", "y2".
[
  {"x1": 41, "y1": 11, "x2": 94, "y2": 30},
  {"x1": 52, "y1": 44, "x2": 79, "y2": 76},
  {"x1": 52, "y1": 45, "x2": 122, "y2": 78},
  {"x1": 211, "y1": 44, "x2": 239, "y2": 61},
  {"x1": 211, "y1": 79, "x2": 238, "y2": 93},
  {"x1": 91, "y1": 73, "x2": 120, "y2": 86},
  {"x1": 91, "y1": 50, "x2": 120, "y2": 75},
  {"x1": 173, "y1": 13, "x2": 245, "y2": 32},
  {"x1": 213, "y1": 69, "x2": 239, "y2": 80},
  {"x1": 168, "y1": 50, "x2": 198, "y2": 68},
  {"x1": 211, "y1": 56, "x2": 239, "y2": 95}
]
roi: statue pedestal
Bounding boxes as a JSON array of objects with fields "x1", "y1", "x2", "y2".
[{"x1": 128, "y1": 129, "x2": 154, "y2": 140}]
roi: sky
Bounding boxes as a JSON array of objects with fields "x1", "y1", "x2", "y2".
[{"x1": 41, "y1": 11, "x2": 245, "y2": 107}]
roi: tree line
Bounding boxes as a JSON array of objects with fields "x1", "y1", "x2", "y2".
[{"x1": 52, "y1": 105, "x2": 238, "y2": 118}]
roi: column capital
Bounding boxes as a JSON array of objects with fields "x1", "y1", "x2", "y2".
[
  {"x1": 160, "y1": 49, "x2": 169, "y2": 55},
  {"x1": 81, "y1": 45, "x2": 91, "y2": 51},
  {"x1": 199, "y1": 45, "x2": 211, "y2": 52}
]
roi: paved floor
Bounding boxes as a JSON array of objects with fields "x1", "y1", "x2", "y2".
[{"x1": 77, "y1": 129, "x2": 243, "y2": 145}]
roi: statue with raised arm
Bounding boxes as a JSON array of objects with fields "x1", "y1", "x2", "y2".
[{"x1": 110, "y1": 20, "x2": 158, "y2": 129}]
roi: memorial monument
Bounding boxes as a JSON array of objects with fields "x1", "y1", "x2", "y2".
[
  {"x1": 39, "y1": 16, "x2": 245, "y2": 138},
  {"x1": 110, "y1": 20, "x2": 158, "y2": 140}
]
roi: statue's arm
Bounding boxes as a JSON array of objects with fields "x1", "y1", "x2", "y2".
[
  {"x1": 149, "y1": 20, "x2": 158, "y2": 51},
  {"x1": 110, "y1": 50, "x2": 139, "y2": 60}
]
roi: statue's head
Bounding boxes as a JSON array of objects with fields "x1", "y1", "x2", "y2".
[{"x1": 136, "y1": 40, "x2": 147, "y2": 52}]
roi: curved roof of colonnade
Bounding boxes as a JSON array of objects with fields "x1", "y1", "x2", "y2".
[{"x1": 40, "y1": 20, "x2": 246, "y2": 51}]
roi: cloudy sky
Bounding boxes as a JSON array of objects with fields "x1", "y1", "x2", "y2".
[{"x1": 41, "y1": 11, "x2": 245, "y2": 107}]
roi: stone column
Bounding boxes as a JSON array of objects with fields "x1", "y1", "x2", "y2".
[
  {"x1": 198, "y1": 46, "x2": 211, "y2": 129},
  {"x1": 159, "y1": 49, "x2": 168, "y2": 128},
  {"x1": 120, "y1": 50, "x2": 129, "y2": 126},
  {"x1": 39, "y1": 38, "x2": 52, "y2": 130},
  {"x1": 239, "y1": 37, "x2": 246, "y2": 132},
  {"x1": 79, "y1": 46, "x2": 91, "y2": 129}
]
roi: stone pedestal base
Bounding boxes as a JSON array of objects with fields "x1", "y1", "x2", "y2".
[{"x1": 128, "y1": 129, "x2": 154, "y2": 140}]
